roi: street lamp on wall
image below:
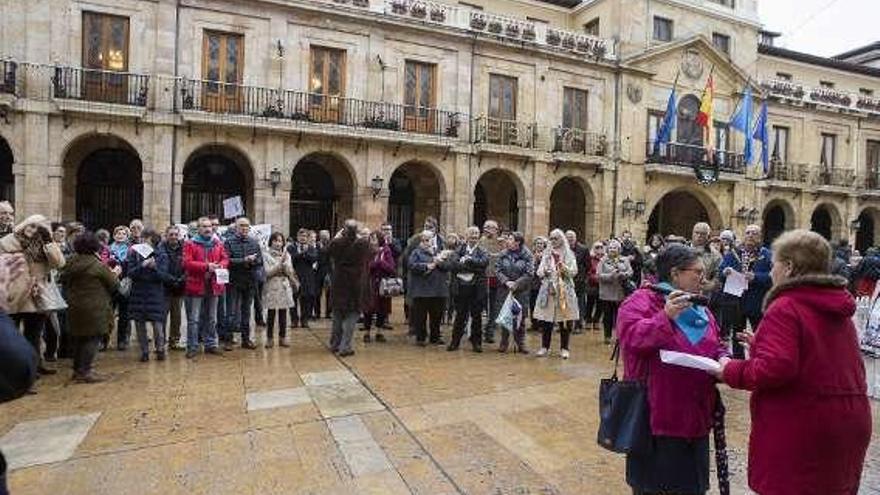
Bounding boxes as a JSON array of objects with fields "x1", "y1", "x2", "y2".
[
  {"x1": 621, "y1": 197, "x2": 646, "y2": 217},
  {"x1": 371, "y1": 175, "x2": 384, "y2": 200},
  {"x1": 269, "y1": 167, "x2": 281, "y2": 197},
  {"x1": 850, "y1": 219, "x2": 861, "y2": 232}
]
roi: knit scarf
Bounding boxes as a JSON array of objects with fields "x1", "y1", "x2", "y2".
[
  {"x1": 191, "y1": 234, "x2": 215, "y2": 249},
  {"x1": 656, "y1": 282, "x2": 709, "y2": 345}
]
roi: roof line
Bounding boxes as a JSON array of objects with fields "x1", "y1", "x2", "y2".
[
  {"x1": 833, "y1": 41, "x2": 880, "y2": 60},
  {"x1": 758, "y1": 44, "x2": 880, "y2": 78}
]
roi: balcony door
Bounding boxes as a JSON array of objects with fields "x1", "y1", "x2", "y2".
[
  {"x1": 404, "y1": 61, "x2": 436, "y2": 133},
  {"x1": 868, "y1": 140, "x2": 880, "y2": 188},
  {"x1": 309, "y1": 47, "x2": 346, "y2": 123},
  {"x1": 82, "y1": 12, "x2": 129, "y2": 104},
  {"x1": 202, "y1": 31, "x2": 243, "y2": 113},
  {"x1": 676, "y1": 94, "x2": 703, "y2": 163},
  {"x1": 488, "y1": 74, "x2": 517, "y2": 145}
]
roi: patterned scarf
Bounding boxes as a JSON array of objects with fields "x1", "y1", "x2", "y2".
[
  {"x1": 16, "y1": 232, "x2": 46, "y2": 263},
  {"x1": 713, "y1": 388, "x2": 730, "y2": 495}
]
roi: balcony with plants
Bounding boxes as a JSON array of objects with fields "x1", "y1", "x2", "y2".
[
  {"x1": 762, "y1": 78, "x2": 880, "y2": 116},
  {"x1": 51, "y1": 66, "x2": 149, "y2": 107}
]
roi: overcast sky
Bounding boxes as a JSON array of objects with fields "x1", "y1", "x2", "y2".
[{"x1": 758, "y1": 0, "x2": 877, "y2": 57}]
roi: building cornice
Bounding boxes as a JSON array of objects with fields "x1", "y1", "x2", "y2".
[{"x1": 759, "y1": 44, "x2": 880, "y2": 80}]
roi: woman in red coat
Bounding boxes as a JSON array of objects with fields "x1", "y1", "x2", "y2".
[{"x1": 718, "y1": 230, "x2": 872, "y2": 495}]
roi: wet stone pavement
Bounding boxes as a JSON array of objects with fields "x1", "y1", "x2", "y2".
[{"x1": 2, "y1": 310, "x2": 878, "y2": 495}]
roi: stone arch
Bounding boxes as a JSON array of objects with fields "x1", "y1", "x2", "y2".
[
  {"x1": 548, "y1": 175, "x2": 596, "y2": 242},
  {"x1": 62, "y1": 133, "x2": 143, "y2": 230},
  {"x1": 289, "y1": 152, "x2": 356, "y2": 234},
  {"x1": 646, "y1": 187, "x2": 723, "y2": 239},
  {"x1": 0, "y1": 134, "x2": 14, "y2": 205},
  {"x1": 856, "y1": 206, "x2": 880, "y2": 253},
  {"x1": 181, "y1": 144, "x2": 255, "y2": 223},
  {"x1": 810, "y1": 202, "x2": 843, "y2": 241},
  {"x1": 762, "y1": 198, "x2": 797, "y2": 245},
  {"x1": 387, "y1": 160, "x2": 445, "y2": 242},
  {"x1": 473, "y1": 168, "x2": 525, "y2": 232}
]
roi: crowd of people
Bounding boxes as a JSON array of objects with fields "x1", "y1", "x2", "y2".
[{"x1": 0, "y1": 198, "x2": 875, "y2": 495}]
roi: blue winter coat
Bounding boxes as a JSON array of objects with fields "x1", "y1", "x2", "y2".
[
  {"x1": 718, "y1": 246, "x2": 772, "y2": 317},
  {"x1": 127, "y1": 248, "x2": 172, "y2": 322},
  {"x1": 0, "y1": 311, "x2": 37, "y2": 402},
  {"x1": 407, "y1": 247, "x2": 451, "y2": 299}
]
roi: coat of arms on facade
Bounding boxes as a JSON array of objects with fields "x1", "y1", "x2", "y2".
[
  {"x1": 681, "y1": 50, "x2": 704, "y2": 80},
  {"x1": 626, "y1": 83, "x2": 643, "y2": 104}
]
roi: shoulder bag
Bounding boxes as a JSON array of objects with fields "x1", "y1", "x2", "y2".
[
  {"x1": 597, "y1": 342, "x2": 653, "y2": 455},
  {"x1": 379, "y1": 277, "x2": 403, "y2": 297}
]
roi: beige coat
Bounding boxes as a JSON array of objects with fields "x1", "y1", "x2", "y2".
[
  {"x1": 262, "y1": 248, "x2": 297, "y2": 310},
  {"x1": 0, "y1": 234, "x2": 65, "y2": 314},
  {"x1": 533, "y1": 247, "x2": 580, "y2": 323}
]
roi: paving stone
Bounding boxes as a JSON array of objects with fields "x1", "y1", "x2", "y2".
[
  {"x1": 0, "y1": 413, "x2": 100, "y2": 469},
  {"x1": 245, "y1": 387, "x2": 312, "y2": 412}
]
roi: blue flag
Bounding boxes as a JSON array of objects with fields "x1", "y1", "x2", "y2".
[
  {"x1": 752, "y1": 101, "x2": 769, "y2": 174},
  {"x1": 653, "y1": 87, "x2": 677, "y2": 157},
  {"x1": 729, "y1": 86, "x2": 753, "y2": 165}
]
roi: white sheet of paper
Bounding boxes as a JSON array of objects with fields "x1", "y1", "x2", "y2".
[
  {"x1": 130, "y1": 243, "x2": 154, "y2": 259},
  {"x1": 251, "y1": 224, "x2": 272, "y2": 246},
  {"x1": 223, "y1": 196, "x2": 244, "y2": 219},
  {"x1": 660, "y1": 350, "x2": 721, "y2": 374},
  {"x1": 215, "y1": 268, "x2": 229, "y2": 285},
  {"x1": 723, "y1": 269, "x2": 748, "y2": 297}
]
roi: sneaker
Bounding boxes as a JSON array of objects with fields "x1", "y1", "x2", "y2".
[
  {"x1": 265, "y1": 339, "x2": 274, "y2": 349},
  {"x1": 185, "y1": 350, "x2": 197, "y2": 359},
  {"x1": 375, "y1": 334, "x2": 387, "y2": 343},
  {"x1": 363, "y1": 334, "x2": 372, "y2": 343},
  {"x1": 140, "y1": 353, "x2": 149, "y2": 362},
  {"x1": 156, "y1": 351, "x2": 166, "y2": 362},
  {"x1": 205, "y1": 347, "x2": 224, "y2": 356},
  {"x1": 560, "y1": 349, "x2": 570, "y2": 360},
  {"x1": 169, "y1": 342, "x2": 186, "y2": 351},
  {"x1": 535, "y1": 348, "x2": 549, "y2": 357}
]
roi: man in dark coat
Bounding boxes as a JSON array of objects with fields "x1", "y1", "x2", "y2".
[
  {"x1": 159, "y1": 226, "x2": 186, "y2": 350},
  {"x1": 328, "y1": 220, "x2": 371, "y2": 357},
  {"x1": 314, "y1": 230, "x2": 332, "y2": 319},
  {"x1": 289, "y1": 228, "x2": 319, "y2": 328},
  {"x1": 495, "y1": 232, "x2": 533, "y2": 353},
  {"x1": 224, "y1": 217, "x2": 263, "y2": 349},
  {"x1": 565, "y1": 230, "x2": 589, "y2": 332},
  {"x1": 447, "y1": 226, "x2": 489, "y2": 352}
]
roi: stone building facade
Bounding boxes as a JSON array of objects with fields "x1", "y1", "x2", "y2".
[{"x1": 0, "y1": 0, "x2": 879, "y2": 250}]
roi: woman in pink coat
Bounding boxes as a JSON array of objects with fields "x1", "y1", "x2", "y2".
[
  {"x1": 718, "y1": 230, "x2": 871, "y2": 495},
  {"x1": 617, "y1": 244, "x2": 728, "y2": 495}
]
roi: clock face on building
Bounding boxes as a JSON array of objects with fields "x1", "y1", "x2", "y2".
[{"x1": 681, "y1": 50, "x2": 704, "y2": 80}]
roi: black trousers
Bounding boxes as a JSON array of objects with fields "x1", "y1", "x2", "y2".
[
  {"x1": 72, "y1": 335, "x2": 101, "y2": 377},
  {"x1": 12, "y1": 313, "x2": 47, "y2": 360},
  {"x1": 451, "y1": 284, "x2": 484, "y2": 348},
  {"x1": 253, "y1": 282, "x2": 265, "y2": 325},
  {"x1": 266, "y1": 309, "x2": 287, "y2": 340},
  {"x1": 585, "y1": 292, "x2": 603, "y2": 324},
  {"x1": 412, "y1": 297, "x2": 445, "y2": 343},
  {"x1": 602, "y1": 300, "x2": 620, "y2": 340},
  {"x1": 716, "y1": 296, "x2": 747, "y2": 359},
  {"x1": 541, "y1": 320, "x2": 571, "y2": 350},
  {"x1": 363, "y1": 311, "x2": 387, "y2": 330},
  {"x1": 292, "y1": 294, "x2": 314, "y2": 326}
]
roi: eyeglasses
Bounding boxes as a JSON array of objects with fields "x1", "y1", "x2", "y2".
[{"x1": 679, "y1": 268, "x2": 705, "y2": 276}]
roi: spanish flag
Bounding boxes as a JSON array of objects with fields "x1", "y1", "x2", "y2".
[{"x1": 696, "y1": 73, "x2": 715, "y2": 158}]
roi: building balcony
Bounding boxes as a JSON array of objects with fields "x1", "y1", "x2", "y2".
[
  {"x1": 810, "y1": 166, "x2": 856, "y2": 188},
  {"x1": 177, "y1": 78, "x2": 462, "y2": 141},
  {"x1": 382, "y1": 0, "x2": 614, "y2": 60},
  {"x1": 51, "y1": 66, "x2": 149, "y2": 107},
  {"x1": 472, "y1": 117, "x2": 538, "y2": 149},
  {"x1": 645, "y1": 141, "x2": 747, "y2": 174},
  {"x1": 761, "y1": 78, "x2": 880, "y2": 116},
  {"x1": 767, "y1": 160, "x2": 810, "y2": 183},
  {"x1": 552, "y1": 127, "x2": 608, "y2": 156}
]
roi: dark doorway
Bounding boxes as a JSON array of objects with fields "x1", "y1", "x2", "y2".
[
  {"x1": 387, "y1": 162, "x2": 442, "y2": 242},
  {"x1": 388, "y1": 170, "x2": 414, "y2": 242},
  {"x1": 0, "y1": 137, "x2": 13, "y2": 205},
  {"x1": 76, "y1": 149, "x2": 143, "y2": 231},
  {"x1": 811, "y1": 207, "x2": 833, "y2": 240},
  {"x1": 473, "y1": 170, "x2": 519, "y2": 232},
  {"x1": 857, "y1": 210, "x2": 875, "y2": 253},
  {"x1": 182, "y1": 154, "x2": 248, "y2": 222},
  {"x1": 549, "y1": 177, "x2": 587, "y2": 238},
  {"x1": 290, "y1": 161, "x2": 337, "y2": 234},
  {"x1": 763, "y1": 204, "x2": 786, "y2": 246},
  {"x1": 647, "y1": 191, "x2": 709, "y2": 239}
]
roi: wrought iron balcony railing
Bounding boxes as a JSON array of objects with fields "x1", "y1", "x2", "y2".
[
  {"x1": 552, "y1": 127, "x2": 608, "y2": 156},
  {"x1": 51, "y1": 66, "x2": 149, "y2": 107},
  {"x1": 472, "y1": 117, "x2": 538, "y2": 149},
  {"x1": 811, "y1": 166, "x2": 856, "y2": 188},
  {"x1": 645, "y1": 141, "x2": 746, "y2": 174},
  {"x1": 177, "y1": 78, "x2": 462, "y2": 138},
  {"x1": 1, "y1": 60, "x2": 16, "y2": 95},
  {"x1": 767, "y1": 161, "x2": 810, "y2": 182},
  {"x1": 762, "y1": 78, "x2": 880, "y2": 116}
]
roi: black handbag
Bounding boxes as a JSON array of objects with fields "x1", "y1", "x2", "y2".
[{"x1": 597, "y1": 343, "x2": 653, "y2": 455}]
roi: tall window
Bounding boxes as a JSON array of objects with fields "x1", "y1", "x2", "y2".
[
  {"x1": 562, "y1": 88, "x2": 588, "y2": 130},
  {"x1": 714, "y1": 122, "x2": 729, "y2": 165},
  {"x1": 83, "y1": 12, "x2": 129, "y2": 71},
  {"x1": 772, "y1": 126, "x2": 789, "y2": 164},
  {"x1": 404, "y1": 60, "x2": 436, "y2": 132},
  {"x1": 653, "y1": 17, "x2": 673, "y2": 42},
  {"x1": 712, "y1": 33, "x2": 730, "y2": 54},
  {"x1": 583, "y1": 18, "x2": 600, "y2": 36},
  {"x1": 309, "y1": 46, "x2": 346, "y2": 122},
  {"x1": 647, "y1": 110, "x2": 665, "y2": 157},
  {"x1": 82, "y1": 12, "x2": 130, "y2": 103},
  {"x1": 867, "y1": 140, "x2": 880, "y2": 187},
  {"x1": 820, "y1": 133, "x2": 836, "y2": 169},
  {"x1": 860, "y1": 88, "x2": 875, "y2": 97},
  {"x1": 202, "y1": 31, "x2": 243, "y2": 112},
  {"x1": 819, "y1": 80, "x2": 835, "y2": 89},
  {"x1": 488, "y1": 74, "x2": 517, "y2": 120}
]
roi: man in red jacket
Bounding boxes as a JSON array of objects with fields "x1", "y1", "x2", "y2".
[{"x1": 182, "y1": 217, "x2": 229, "y2": 359}]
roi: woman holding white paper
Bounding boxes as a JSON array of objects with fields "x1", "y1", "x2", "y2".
[
  {"x1": 616, "y1": 244, "x2": 728, "y2": 495},
  {"x1": 717, "y1": 230, "x2": 871, "y2": 495}
]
